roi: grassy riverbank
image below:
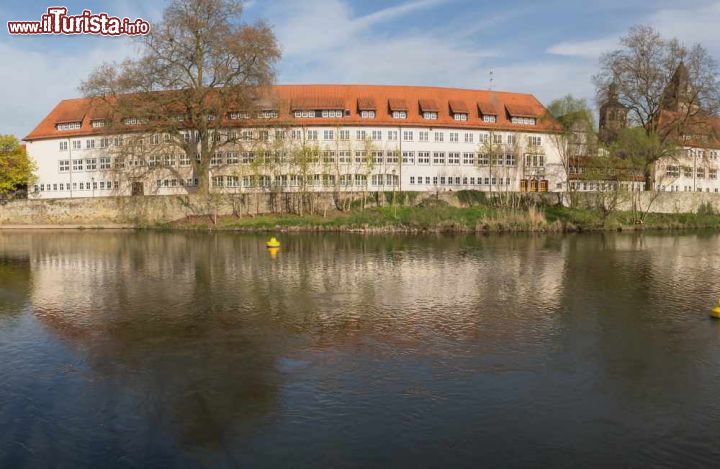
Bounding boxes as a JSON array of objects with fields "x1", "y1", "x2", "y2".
[{"x1": 161, "y1": 203, "x2": 720, "y2": 233}]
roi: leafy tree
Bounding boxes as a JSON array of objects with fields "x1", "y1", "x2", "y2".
[
  {"x1": 0, "y1": 135, "x2": 37, "y2": 196},
  {"x1": 593, "y1": 24, "x2": 720, "y2": 189},
  {"x1": 81, "y1": 0, "x2": 281, "y2": 195}
]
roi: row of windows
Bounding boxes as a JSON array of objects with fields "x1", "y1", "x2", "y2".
[
  {"x1": 35, "y1": 181, "x2": 119, "y2": 192},
  {"x1": 155, "y1": 178, "x2": 200, "y2": 188},
  {"x1": 665, "y1": 165, "x2": 718, "y2": 179},
  {"x1": 57, "y1": 131, "x2": 543, "y2": 151},
  {"x1": 409, "y1": 176, "x2": 514, "y2": 186},
  {"x1": 208, "y1": 174, "x2": 399, "y2": 188},
  {"x1": 657, "y1": 185, "x2": 720, "y2": 193}
]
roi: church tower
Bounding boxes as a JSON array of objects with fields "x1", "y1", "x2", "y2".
[
  {"x1": 599, "y1": 82, "x2": 627, "y2": 143},
  {"x1": 661, "y1": 61, "x2": 696, "y2": 113}
]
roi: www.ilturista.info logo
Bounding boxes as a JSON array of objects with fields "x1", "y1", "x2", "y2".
[{"x1": 7, "y1": 7, "x2": 151, "y2": 36}]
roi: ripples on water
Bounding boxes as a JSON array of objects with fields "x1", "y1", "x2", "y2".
[{"x1": 2, "y1": 231, "x2": 720, "y2": 467}]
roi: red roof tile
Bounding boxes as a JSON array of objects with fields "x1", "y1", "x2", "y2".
[
  {"x1": 25, "y1": 84, "x2": 561, "y2": 141},
  {"x1": 418, "y1": 99, "x2": 439, "y2": 113},
  {"x1": 449, "y1": 100, "x2": 469, "y2": 114},
  {"x1": 357, "y1": 97, "x2": 376, "y2": 111}
]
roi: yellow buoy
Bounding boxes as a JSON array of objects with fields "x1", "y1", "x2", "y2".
[
  {"x1": 267, "y1": 247, "x2": 279, "y2": 259},
  {"x1": 711, "y1": 298, "x2": 720, "y2": 319},
  {"x1": 266, "y1": 237, "x2": 280, "y2": 249}
]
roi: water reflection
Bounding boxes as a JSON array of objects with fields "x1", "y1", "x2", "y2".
[{"x1": 2, "y1": 231, "x2": 720, "y2": 467}]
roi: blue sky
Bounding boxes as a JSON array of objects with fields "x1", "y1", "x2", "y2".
[{"x1": 2, "y1": 0, "x2": 720, "y2": 138}]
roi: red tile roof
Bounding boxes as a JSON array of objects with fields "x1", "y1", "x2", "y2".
[
  {"x1": 448, "y1": 100, "x2": 469, "y2": 114},
  {"x1": 418, "y1": 99, "x2": 439, "y2": 113},
  {"x1": 357, "y1": 97, "x2": 376, "y2": 111},
  {"x1": 24, "y1": 84, "x2": 561, "y2": 141}
]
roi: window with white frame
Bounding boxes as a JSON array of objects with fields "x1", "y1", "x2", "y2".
[
  {"x1": 361, "y1": 110, "x2": 375, "y2": 119},
  {"x1": 482, "y1": 115, "x2": 497, "y2": 123},
  {"x1": 339, "y1": 130, "x2": 350, "y2": 140},
  {"x1": 91, "y1": 120, "x2": 106, "y2": 128},
  {"x1": 388, "y1": 130, "x2": 398, "y2": 141},
  {"x1": 371, "y1": 130, "x2": 382, "y2": 141},
  {"x1": 423, "y1": 111, "x2": 438, "y2": 120},
  {"x1": 291, "y1": 129, "x2": 302, "y2": 140},
  {"x1": 512, "y1": 117, "x2": 536, "y2": 125},
  {"x1": 230, "y1": 111, "x2": 250, "y2": 120},
  {"x1": 419, "y1": 131, "x2": 429, "y2": 142},
  {"x1": 462, "y1": 153, "x2": 475, "y2": 165},
  {"x1": 59, "y1": 141, "x2": 68, "y2": 151},
  {"x1": 56, "y1": 122, "x2": 81, "y2": 131},
  {"x1": 528, "y1": 135, "x2": 542, "y2": 146},
  {"x1": 433, "y1": 152, "x2": 445, "y2": 164},
  {"x1": 99, "y1": 157, "x2": 111, "y2": 170},
  {"x1": 294, "y1": 110, "x2": 315, "y2": 118},
  {"x1": 354, "y1": 151, "x2": 367, "y2": 163},
  {"x1": 454, "y1": 113, "x2": 468, "y2": 121},
  {"x1": 493, "y1": 134, "x2": 502, "y2": 144},
  {"x1": 72, "y1": 140, "x2": 82, "y2": 150},
  {"x1": 259, "y1": 110, "x2": 278, "y2": 119},
  {"x1": 356, "y1": 130, "x2": 366, "y2": 140},
  {"x1": 505, "y1": 154, "x2": 516, "y2": 166},
  {"x1": 402, "y1": 151, "x2": 415, "y2": 164},
  {"x1": 449, "y1": 132, "x2": 459, "y2": 142},
  {"x1": 372, "y1": 151, "x2": 383, "y2": 163},
  {"x1": 324, "y1": 130, "x2": 335, "y2": 140},
  {"x1": 434, "y1": 132, "x2": 444, "y2": 142},
  {"x1": 59, "y1": 160, "x2": 70, "y2": 172},
  {"x1": 179, "y1": 154, "x2": 191, "y2": 166},
  {"x1": 85, "y1": 139, "x2": 95, "y2": 149},
  {"x1": 478, "y1": 154, "x2": 489, "y2": 165},
  {"x1": 339, "y1": 151, "x2": 352, "y2": 163},
  {"x1": 464, "y1": 133, "x2": 473, "y2": 143},
  {"x1": 320, "y1": 109, "x2": 343, "y2": 118},
  {"x1": 403, "y1": 130, "x2": 413, "y2": 141},
  {"x1": 226, "y1": 152, "x2": 239, "y2": 164},
  {"x1": 72, "y1": 159, "x2": 83, "y2": 171},
  {"x1": 85, "y1": 158, "x2": 97, "y2": 170},
  {"x1": 392, "y1": 111, "x2": 407, "y2": 119},
  {"x1": 307, "y1": 130, "x2": 318, "y2": 140},
  {"x1": 418, "y1": 151, "x2": 430, "y2": 164},
  {"x1": 507, "y1": 135, "x2": 516, "y2": 145},
  {"x1": 448, "y1": 152, "x2": 460, "y2": 164},
  {"x1": 211, "y1": 152, "x2": 223, "y2": 166},
  {"x1": 323, "y1": 151, "x2": 336, "y2": 163}
]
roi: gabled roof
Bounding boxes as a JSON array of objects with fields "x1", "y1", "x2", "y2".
[
  {"x1": 25, "y1": 84, "x2": 561, "y2": 141},
  {"x1": 449, "y1": 100, "x2": 469, "y2": 114}
]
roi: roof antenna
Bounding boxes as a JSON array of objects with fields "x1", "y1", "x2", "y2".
[{"x1": 489, "y1": 68, "x2": 494, "y2": 91}]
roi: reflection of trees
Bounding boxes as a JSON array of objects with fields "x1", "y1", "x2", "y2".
[{"x1": 0, "y1": 233, "x2": 32, "y2": 316}]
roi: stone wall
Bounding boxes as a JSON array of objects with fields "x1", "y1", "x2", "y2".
[{"x1": 1, "y1": 191, "x2": 719, "y2": 226}]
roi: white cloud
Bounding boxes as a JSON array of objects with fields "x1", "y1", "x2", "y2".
[
  {"x1": 547, "y1": 37, "x2": 618, "y2": 59},
  {"x1": 0, "y1": 39, "x2": 137, "y2": 138}
]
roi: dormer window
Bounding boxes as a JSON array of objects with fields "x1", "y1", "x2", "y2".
[
  {"x1": 361, "y1": 110, "x2": 376, "y2": 119},
  {"x1": 207, "y1": 114, "x2": 216, "y2": 121},
  {"x1": 229, "y1": 111, "x2": 250, "y2": 120},
  {"x1": 258, "y1": 110, "x2": 278, "y2": 119},
  {"x1": 453, "y1": 113, "x2": 468, "y2": 121},
  {"x1": 320, "y1": 109, "x2": 343, "y2": 118},
  {"x1": 482, "y1": 115, "x2": 497, "y2": 123},
  {"x1": 90, "y1": 119, "x2": 107, "y2": 128},
  {"x1": 123, "y1": 117, "x2": 146, "y2": 126},
  {"x1": 392, "y1": 111, "x2": 407, "y2": 119},
  {"x1": 56, "y1": 122, "x2": 82, "y2": 131},
  {"x1": 419, "y1": 100, "x2": 439, "y2": 120},
  {"x1": 511, "y1": 116, "x2": 536, "y2": 125},
  {"x1": 423, "y1": 111, "x2": 438, "y2": 120}
]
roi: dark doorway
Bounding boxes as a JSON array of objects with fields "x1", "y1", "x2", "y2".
[{"x1": 131, "y1": 182, "x2": 144, "y2": 196}]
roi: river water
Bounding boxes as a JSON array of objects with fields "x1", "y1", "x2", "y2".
[{"x1": 1, "y1": 230, "x2": 720, "y2": 468}]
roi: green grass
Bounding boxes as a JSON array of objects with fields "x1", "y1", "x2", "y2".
[{"x1": 164, "y1": 204, "x2": 720, "y2": 233}]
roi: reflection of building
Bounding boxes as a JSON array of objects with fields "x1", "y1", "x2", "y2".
[
  {"x1": 24, "y1": 85, "x2": 565, "y2": 199},
  {"x1": 597, "y1": 63, "x2": 720, "y2": 193}
]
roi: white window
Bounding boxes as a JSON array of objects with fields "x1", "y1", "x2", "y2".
[
  {"x1": 59, "y1": 141, "x2": 68, "y2": 151},
  {"x1": 464, "y1": 133, "x2": 474, "y2": 143},
  {"x1": 462, "y1": 153, "x2": 475, "y2": 165},
  {"x1": 402, "y1": 151, "x2": 415, "y2": 164},
  {"x1": 56, "y1": 122, "x2": 81, "y2": 131},
  {"x1": 179, "y1": 154, "x2": 191, "y2": 166},
  {"x1": 528, "y1": 136, "x2": 542, "y2": 146},
  {"x1": 291, "y1": 129, "x2": 303, "y2": 140},
  {"x1": 99, "y1": 157, "x2": 111, "y2": 170},
  {"x1": 226, "y1": 152, "x2": 239, "y2": 164},
  {"x1": 403, "y1": 131, "x2": 413, "y2": 141},
  {"x1": 512, "y1": 117, "x2": 536, "y2": 125},
  {"x1": 418, "y1": 151, "x2": 430, "y2": 164},
  {"x1": 211, "y1": 153, "x2": 223, "y2": 166},
  {"x1": 295, "y1": 110, "x2": 315, "y2": 118},
  {"x1": 433, "y1": 152, "x2": 445, "y2": 165},
  {"x1": 419, "y1": 131, "x2": 429, "y2": 142},
  {"x1": 324, "y1": 130, "x2": 335, "y2": 140},
  {"x1": 356, "y1": 130, "x2": 366, "y2": 140},
  {"x1": 229, "y1": 111, "x2": 250, "y2": 120},
  {"x1": 85, "y1": 139, "x2": 95, "y2": 149},
  {"x1": 388, "y1": 130, "x2": 398, "y2": 141},
  {"x1": 72, "y1": 159, "x2": 83, "y2": 171},
  {"x1": 434, "y1": 132, "x2": 444, "y2": 142},
  {"x1": 90, "y1": 120, "x2": 106, "y2": 128},
  {"x1": 449, "y1": 132, "x2": 459, "y2": 142},
  {"x1": 454, "y1": 113, "x2": 468, "y2": 121},
  {"x1": 372, "y1": 130, "x2": 382, "y2": 141},
  {"x1": 339, "y1": 130, "x2": 350, "y2": 140},
  {"x1": 392, "y1": 111, "x2": 407, "y2": 119},
  {"x1": 448, "y1": 152, "x2": 460, "y2": 164},
  {"x1": 361, "y1": 110, "x2": 375, "y2": 119},
  {"x1": 320, "y1": 109, "x2": 343, "y2": 118},
  {"x1": 482, "y1": 115, "x2": 497, "y2": 123},
  {"x1": 493, "y1": 134, "x2": 503, "y2": 144},
  {"x1": 59, "y1": 160, "x2": 70, "y2": 172},
  {"x1": 259, "y1": 110, "x2": 278, "y2": 119},
  {"x1": 72, "y1": 140, "x2": 82, "y2": 150},
  {"x1": 307, "y1": 130, "x2": 318, "y2": 140},
  {"x1": 423, "y1": 111, "x2": 438, "y2": 120}
]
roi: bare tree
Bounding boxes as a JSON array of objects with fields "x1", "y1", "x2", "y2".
[
  {"x1": 81, "y1": 0, "x2": 280, "y2": 196},
  {"x1": 593, "y1": 24, "x2": 720, "y2": 190}
]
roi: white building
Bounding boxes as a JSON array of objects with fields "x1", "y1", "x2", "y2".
[{"x1": 24, "y1": 85, "x2": 566, "y2": 199}]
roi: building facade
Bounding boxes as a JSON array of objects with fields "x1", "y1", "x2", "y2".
[{"x1": 24, "y1": 85, "x2": 567, "y2": 199}]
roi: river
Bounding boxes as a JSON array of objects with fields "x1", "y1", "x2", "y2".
[{"x1": 1, "y1": 230, "x2": 720, "y2": 467}]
